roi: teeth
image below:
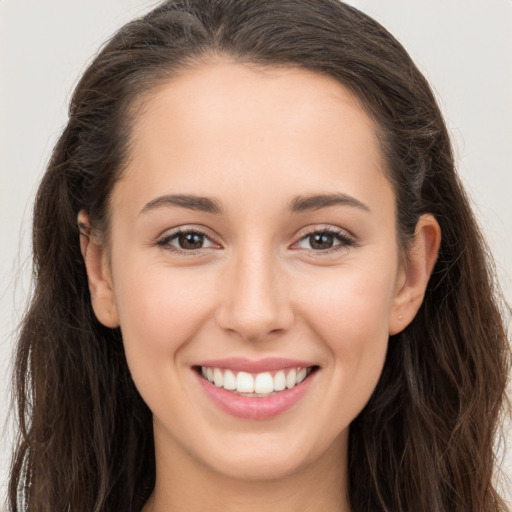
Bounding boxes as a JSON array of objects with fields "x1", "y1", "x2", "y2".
[
  {"x1": 286, "y1": 369, "x2": 296, "y2": 389},
  {"x1": 213, "y1": 368, "x2": 223, "y2": 387},
  {"x1": 274, "y1": 370, "x2": 286, "y2": 391},
  {"x1": 254, "y1": 372, "x2": 274, "y2": 394},
  {"x1": 200, "y1": 365, "x2": 313, "y2": 395},
  {"x1": 236, "y1": 372, "x2": 254, "y2": 393},
  {"x1": 223, "y1": 369, "x2": 236, "y2": 390},
  {"x1": 297, "y1": 368, "x2": 308, "y2": 384}
]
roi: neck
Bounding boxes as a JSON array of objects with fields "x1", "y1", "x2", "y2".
[{"x1": 144, "y1": 430, "x2": 351, "y2": 512}]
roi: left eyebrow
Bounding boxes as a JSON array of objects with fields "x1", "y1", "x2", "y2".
[{"x1": 289, "y1": 193, "x2": 370, "y2": 213}]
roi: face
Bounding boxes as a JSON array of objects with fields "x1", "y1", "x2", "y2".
[{"x1": 84, "y1": 61, "x2": 429, "y2": 482}]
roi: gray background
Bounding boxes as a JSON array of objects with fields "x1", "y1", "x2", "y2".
[{"x1": 1, "y1": 0, "x2": 511, "y2": 507}]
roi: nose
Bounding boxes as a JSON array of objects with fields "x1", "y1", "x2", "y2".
[{"x1": 215, "y1": 246, "x2": 294, "y2": 343}]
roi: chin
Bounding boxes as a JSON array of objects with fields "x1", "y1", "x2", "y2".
[
  {"x1": 195, "y1": 428, "x2": 338, "y2": 482},
  {"x1": 208, "y1": 450, "x2": 312, "y2": 482}
]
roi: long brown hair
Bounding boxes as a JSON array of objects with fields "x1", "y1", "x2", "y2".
[{"x1": 9, "y1": 1, "x2": 510, "y2": 510}]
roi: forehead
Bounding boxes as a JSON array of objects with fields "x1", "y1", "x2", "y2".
[
  {"x1": 133, "y1": 60, "x2": 379, "y2": 157},
  {"x1": 115, "y1": 60, "x2": 392, "y2": 219}
]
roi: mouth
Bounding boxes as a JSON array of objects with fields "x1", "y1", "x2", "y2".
[
  {"x1": 193, "y1": 365, "x2": 319, "y2": 397},
  {"x1": 192, "y1": 357, "x2": 320, "y2": 419}
]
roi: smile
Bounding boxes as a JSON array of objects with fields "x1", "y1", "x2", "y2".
[
  {"x1": 193, "y1": 360, "x2": 319, "y2": 420},
  {"x1": 199, "y1": 366, "x2": 314, "y2": 396}
]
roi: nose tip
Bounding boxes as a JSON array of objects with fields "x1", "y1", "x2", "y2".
[
  {"x1": 217, "y1": 303, "x2": 286, "y2": 343},
  {"x1": 215, "y1": 260, "x2": 293, "y2": 342}
]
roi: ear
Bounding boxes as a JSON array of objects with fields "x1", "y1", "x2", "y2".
[
  {"x1": 78, "y1": 210, "x2": 119, "y2": 328},
  {"x1": 389, "y1": 214, "x2": 441, "y2": 335}
]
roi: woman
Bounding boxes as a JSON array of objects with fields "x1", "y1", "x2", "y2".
[{"x1": 8, "y1": 0, "x2": 510, "y2": 511}]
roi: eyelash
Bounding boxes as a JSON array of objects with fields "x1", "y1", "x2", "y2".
[
  {"x1": 292, "y1": 227, "x2": 357, "y2": 255},
  {"x1": 156, "y1": 227, "x2": 215, "y2": 256},
  {"x1": 156, "y1": 226, "x2": 357, "y2": 256}
]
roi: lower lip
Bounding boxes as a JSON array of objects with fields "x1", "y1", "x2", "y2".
[{"x1": 195, "y1": 370, "x2": 316, "y2": 420}]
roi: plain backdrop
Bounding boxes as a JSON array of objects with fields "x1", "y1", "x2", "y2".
[{"x1": 1, "y1": 0, "x2": 511, "y2": 507}]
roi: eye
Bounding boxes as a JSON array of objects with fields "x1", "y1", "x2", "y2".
[
  {"x1": 156, "y1": 228, "x2": 219, "y2": 253},
  {"x1": 293, "y1": 228, "x2": 356, "y2": 253}
]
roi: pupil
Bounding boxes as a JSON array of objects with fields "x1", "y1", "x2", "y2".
[
  {"x1": 179, "y1": 233, "x2": 203, "y2": 249},
  {"x1": 310, "y1": 233, "x2": 334, "y2": 250}
]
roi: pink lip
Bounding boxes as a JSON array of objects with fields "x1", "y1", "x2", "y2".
[
  {"x1": 194, "y1": 366, "x2": 317, "y2": 420},
  {"x1": 194, "y1": 357, "x2": 316, "y2": 373}
]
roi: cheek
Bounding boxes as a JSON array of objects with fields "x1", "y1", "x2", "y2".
[
  {"x1": 298, "y1": 261, "x2": 396, "y2": 341},
  {"x1": 295, "y1": 260, "x2": 397, "y2": 403},
  {"x1": 111, "y1": 259, "x2": 220, "y2": 415},
  {"x1": 112, "y1": 260, "x2": 216, "y2": 359}
]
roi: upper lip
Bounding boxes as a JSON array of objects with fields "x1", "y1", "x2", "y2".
[{"x1": 194, "y1": 357, "x2": 318, "y2": 373}]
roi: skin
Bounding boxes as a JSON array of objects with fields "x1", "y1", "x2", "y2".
[{"x1": 79, "y1": 61, "x2": 440, "y2": 512}]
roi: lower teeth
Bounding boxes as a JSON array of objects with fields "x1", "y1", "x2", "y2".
[
  {"x1": 202, "y1": 374, "x2": 310, "y2": 396},
  {"x1": 235, "y1": 391, "x2": 278, "y2": 397}
]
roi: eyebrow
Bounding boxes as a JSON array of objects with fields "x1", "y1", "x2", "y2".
[
  {"x1": 289, "y1": 193, "x2": 370, "y2": 213},
  {"x1": 139, "y1": 191, "x2": 370, "y2": 216},
  {"x1": 140, "y1": 194, "x2": 223, "y2": 215}
]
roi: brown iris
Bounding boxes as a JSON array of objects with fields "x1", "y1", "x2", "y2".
[
  {"x1": 179, "y1": 232, "x2": 205, "y2": 249},
  {"x1": 309, "y1": 232, "x2": 335, "y2": 250}
]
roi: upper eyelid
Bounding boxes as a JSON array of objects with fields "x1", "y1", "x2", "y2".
[
  {"x1": 158, "y1": 225, "x2": 215, "y2": 240},
  {"x1": 158, "y1": 224, "x2": 350, "y2": 237},
  {"x1": 294, "y1": 224, "x2": 355, "y2": 241},
  {"x1": 155, "y1": 227, "x2": 218, "y2": 249},
  {"x1": 293, "y1": 228, "x2": 355, "y2": 247}
]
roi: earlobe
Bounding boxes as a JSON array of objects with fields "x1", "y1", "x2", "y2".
[
  {"x1": 389, "y1": 214, "x2": 441, "y2": 335},
  {"x1": 78, "y1": 210, "x2": 119, "y2": 328}
]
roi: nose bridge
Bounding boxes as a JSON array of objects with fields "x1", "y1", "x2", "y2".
[{"x1": 216, "y1": 239, "x2": 292, "y2": 341}]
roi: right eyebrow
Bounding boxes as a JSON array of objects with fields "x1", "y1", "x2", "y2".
[{"x1": 139, "y1": 194, "x2": 223, "y2": 216}]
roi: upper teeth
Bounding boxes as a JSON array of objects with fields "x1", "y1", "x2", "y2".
[{"x1": 201, "y1": 366, "x2": 311, "y2": 396}]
